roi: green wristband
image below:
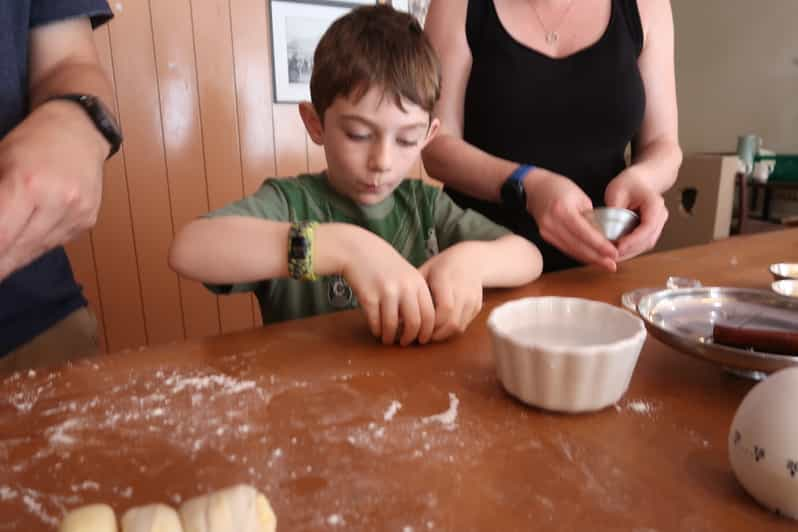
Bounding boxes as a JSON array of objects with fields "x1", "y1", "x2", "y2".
[{"x1": 287, "y1": 221, "x2": 318, "y2": 281}]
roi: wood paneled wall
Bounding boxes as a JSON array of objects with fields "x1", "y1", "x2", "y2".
[{"x1": 65, "y1": 0, "x2": 426, "y2": 353}]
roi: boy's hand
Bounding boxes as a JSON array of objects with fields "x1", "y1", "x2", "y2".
[
  {"x1": 339, "y1": 233, "x2": 436, "y2": 346},
  {"x1": 419, "y1": 245, "x2": 484, "y2": 342}
]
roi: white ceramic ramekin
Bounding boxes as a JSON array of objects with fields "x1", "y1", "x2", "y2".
[{"x1": 487, "y1": 297, "x2": 647, "y2": 413}]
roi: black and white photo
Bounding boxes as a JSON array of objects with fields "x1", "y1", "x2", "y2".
[
  {"x1": 270, "y1": 1, "x2": 375, "y2": 103},
  {"x1": 391, "y1": 0, "x2": 430, "y2": 26}
]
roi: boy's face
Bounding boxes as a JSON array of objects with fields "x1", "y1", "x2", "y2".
[{"x1": 300, "y1": 86, "x2": 439, "y2": 205}]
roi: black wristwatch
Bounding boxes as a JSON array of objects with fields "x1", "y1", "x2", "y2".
[
  {"x1": 47, "y1": 94, "x2": 123, "y2": 159},
  {"x1": 500, "y1": 164, "x2": 534, "y2": 211}
]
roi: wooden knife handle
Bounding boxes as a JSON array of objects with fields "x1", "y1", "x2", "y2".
[{"x1": 712, "y1": 324, "x2": 798, "y2": 356}]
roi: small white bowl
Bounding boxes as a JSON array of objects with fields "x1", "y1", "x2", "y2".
[
  {"x1": 772, "y1": 280, "x2": 798, "y2": 298},
  {"x1": 770, "y1": 263, "x2": 798, "y2": 282},
  {"x1": 487, "y1": 297, "x2": 647, "y2": 413}
]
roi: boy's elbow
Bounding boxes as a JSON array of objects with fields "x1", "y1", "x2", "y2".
[
  {"x1": 507, "y1": 234, "x2": 543, "y2": 282},
  {"x1": 168, "y1": 227, "x2": 195, "y2": 276},
  {"x1": 528, "y1": 243, "x2": 543, "y2": 281},
  {"x1": 168, "y1": 237, "x2": 185, "y2": 275}
]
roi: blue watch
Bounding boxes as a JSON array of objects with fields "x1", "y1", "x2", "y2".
[{"x1": 500, "y1": 164, "x2": 535, "y2": 211}]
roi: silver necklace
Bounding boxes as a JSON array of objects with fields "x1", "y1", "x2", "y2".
[{"x1": 530, "y1": 0, "x2": 575, "y2": 45}]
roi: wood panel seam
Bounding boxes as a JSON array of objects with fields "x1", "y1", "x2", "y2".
[{"x1": 105, "y1": 20, "x2": 150, "y2": 347}]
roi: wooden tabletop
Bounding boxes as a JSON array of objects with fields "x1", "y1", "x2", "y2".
[{"x1": 2, "y1": 229, "x2": 797, "y2": 531}]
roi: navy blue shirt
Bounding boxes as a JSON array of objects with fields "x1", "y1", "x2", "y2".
[{"x1": 0, "y1": 1, "x2": 112, "y2": 355}]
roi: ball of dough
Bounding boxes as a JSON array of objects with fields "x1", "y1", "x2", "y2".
[
  {"x1": 121, "y1": 503, "x2": 184, "y2": 532},
  {"x1": 59, "y1": 503, "x2": 118, "y2": 532},
  {"x1": 179, "y1": 484, "x2": 276, "y2": 532}
]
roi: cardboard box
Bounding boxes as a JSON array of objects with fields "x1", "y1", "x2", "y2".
[{"x1": 655, "y1": 154, "x2": 739, "y2": 252}]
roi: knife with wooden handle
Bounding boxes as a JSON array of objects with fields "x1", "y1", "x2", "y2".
[{"x1": 712, "y1": 324, "x2": 798, "y2": 356}]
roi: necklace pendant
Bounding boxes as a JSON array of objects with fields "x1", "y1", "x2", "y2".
[{"x1": 545, "y1": 31, "x2": 559, "y2": 45}]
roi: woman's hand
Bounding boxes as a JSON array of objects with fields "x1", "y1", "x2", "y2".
[
  {"x1": 524, "y1": 169, "x2": 618, "y2": 271},
  {"x1": 605, "y1": 168, "x2": 669, "y2": 261}
]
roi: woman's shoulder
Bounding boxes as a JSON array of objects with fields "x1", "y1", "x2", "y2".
[{"x1": 634, "y1": 0, "x2": 674, "y2": 47}]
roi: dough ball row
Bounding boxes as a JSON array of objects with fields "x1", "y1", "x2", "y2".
[{"x1": 58, "y1": 484, "x2": 276, "y2": 532}]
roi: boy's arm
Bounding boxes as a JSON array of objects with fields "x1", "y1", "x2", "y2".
[
  {"x1": 169, "y1": 217, "x2": 344, "y2": 285},
  {"x1": 419, "y1": 235, "x2": 542, "y2": 341},
  {"x1": 419, "y1": 189, "x2": 543, "y2": 341},
  {"x1": 169, "y1": 217, "x2": 436, "y2": 347},
  {"x1": 437, "y1": 234, "x2": 543, "y2": 288}
]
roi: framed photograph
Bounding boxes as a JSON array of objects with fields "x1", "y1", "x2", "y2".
[
  {"x1": 270, "y1": 0, "x2": 376, "y2": 103},
  {"x1": 390, "y1": 0, "x2": 430, "y2": 26}
]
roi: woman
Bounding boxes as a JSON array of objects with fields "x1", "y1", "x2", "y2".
[{"x1": 422, "y1": 0, "x2": 682, "y2": 272}]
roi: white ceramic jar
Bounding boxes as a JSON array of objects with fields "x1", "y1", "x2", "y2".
[{"x1": 729, "y1": 367, "x2": 798, "y2": 519}]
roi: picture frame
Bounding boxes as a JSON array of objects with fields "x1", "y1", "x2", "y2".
[
  {"x1": 269, "y1": 0, "x2": 376, "y2": 103},
  {"x1": 390, "y1": 0, "x2": 430, "y2": 26}
]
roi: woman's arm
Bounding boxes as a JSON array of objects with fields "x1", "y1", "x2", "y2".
[
  {"x1": 606, "y1": 0, "x2": 683, "y2": 260},
  {"x1": 628, "y1": 0, "x2": 682, "y2": 192},
  {"x1": 421, "y1": 0, "x2": 517, "y2": 203}
]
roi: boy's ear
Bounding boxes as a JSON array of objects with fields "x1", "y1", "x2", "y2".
[
  {"x1": 299, "y1": 101, "x2": 324, "y2": 145},
  {"x1": 421, "y1": 117, "x2": 441, "y2": 148}
]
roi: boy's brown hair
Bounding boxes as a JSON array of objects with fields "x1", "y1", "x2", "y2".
[{"x1": 309, "y1": 4, "x2": 441, "y2": 121}]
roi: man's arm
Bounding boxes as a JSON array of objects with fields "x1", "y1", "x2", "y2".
[
  {"x1": 605, "y1": 0, "x2": 682, "y2": 261},
  {"x1": 0, "y1": 17, "x2": 114, "y2": 280},
  {"x1": 28, "y1": 17, "x2": 114, "y2": 117}
]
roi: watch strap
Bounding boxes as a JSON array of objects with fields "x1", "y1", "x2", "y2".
[
  {"x1": 46, "y1": 93, "x2": 123, "y2": 159},
  {"x1": 501, "y1": 164, "x2": 535, "y2": 210},
  {"x1": 508, "y1": 164, "x2": 535, "y2": 184}
]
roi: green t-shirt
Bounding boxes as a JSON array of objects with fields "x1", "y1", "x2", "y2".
[{"x1": 205, "y1": 172, "x2": 509, "y2": 323}]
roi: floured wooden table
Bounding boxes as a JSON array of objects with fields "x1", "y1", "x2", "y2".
[{"x1": 2, "y1": 230, "x2": 797, "y2": 531}]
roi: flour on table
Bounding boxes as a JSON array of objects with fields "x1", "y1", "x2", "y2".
[
  {"x1": 47, "y1": 418, "x2": 82, "y2": 446},
  {"x1": 626, "y1": 400, "x2": 655, "y2": 414},
  {"x1": 164, "y1": 374, "x2": 256, "y2": 394},
  {"x1": 2, "y1": 365, "x2": 478, "y2": 529},
  {"x1": 70, "y1": 481, "x2": 100, "y2": 492},
  {"x1": 421, "y1": 393, "x2": 459, "y2": 430},
  {"x1": 1, "y1": 486, "x2": 80, "y2": 528},
  {"x1": 22, "y1": 493, "x2": 57, "y2": 527},
  {"x1": 383, "y1": 400, "x2": 402, "y2": 422}
]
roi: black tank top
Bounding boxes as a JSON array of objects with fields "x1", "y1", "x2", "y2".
[{"x1": 449, "y1": 0, "x2": 645, "y2": 271}]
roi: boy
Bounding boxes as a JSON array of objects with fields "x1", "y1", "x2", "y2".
[{"x1": 169, "y1": 5, "x2": 542, "y2": 346}]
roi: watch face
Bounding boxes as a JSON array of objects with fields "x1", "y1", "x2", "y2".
[
  {"x1": 501, "y1": 177, "x2": 526, "y2": 211},
  {"x1": 77, "y1": 94, "x2": 123, "y2": 157},
  {"x1": 93, "y1": 97, "x2": 121, "y2": 134},
  {"x1": 290, "y1": 236, "x2": 308, "y2": 259}
]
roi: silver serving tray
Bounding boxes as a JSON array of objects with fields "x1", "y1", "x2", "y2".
[{"x1": 636, "y1": 287, "x2": 798, "y2": 376}]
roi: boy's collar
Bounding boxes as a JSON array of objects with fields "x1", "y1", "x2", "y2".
[{"x1": 320, "y1": 170, "x2": 398, "y2": 220}]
